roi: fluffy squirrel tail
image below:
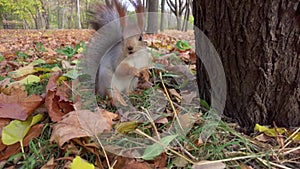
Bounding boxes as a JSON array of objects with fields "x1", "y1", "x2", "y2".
[
  {"x1": 83, "y1": 3, "x2": 124, "y2": 81},
  {"x1": 89, "y1": 4, "x2": 119, "y2": 31}
]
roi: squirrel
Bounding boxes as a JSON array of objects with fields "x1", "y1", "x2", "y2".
[{"x1": 85, "y1": 0, "x2": 152, "y2": 101}]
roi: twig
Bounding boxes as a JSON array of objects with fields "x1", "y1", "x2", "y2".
[
  {"x1": 284, "y1": 127, "x2": 300, "y2": 144},
  {"x1": 281, "y1": 127, "x2": 300, "y2": 151},
  {"x1": 94, "y1": 135, "x2": 113, "y2": 169},
  {"x1": 194, "y1": 154, "x2": 261, "y2": 166},
  {"x1": 257, "y1": 157, "x2": 292, "y2": 169},
  {"x1": 159, "y1": 72, "x2": 183, "y2": 130},
  {"x1": 174, "y1": 139, "x2": 198, "y2": 161},
  {"x1": 141, "y1": 107, "x2": 161, "y2": 141},
  {"x1": 282, "y1": 145, "x2": 300, "y2": 155}
]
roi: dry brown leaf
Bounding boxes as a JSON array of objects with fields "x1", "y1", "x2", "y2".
[
  {"x1": 193, "y1": 160, "x2": 226, "y2": 169},
  {"x1": 189, "y1": 50, "x2": 197, "y2": 64},
  {"x1": 45, "y1": 71, "x2": 74, "y2": 122},
  {"x1": 0, "y1": 119, "x2": 10, "y2": 135},
  {"x1": 72, "y1": 139, "x2": 104, "y2": 169},
  {"x1": 181, "y1": 90, "x2": 197, "y2": 104},
  {"x1": 41, "y1": 157, "x2": 56, "y2": 169},
  {"x1": 166, "y1": 65, "x2": 195, "y2": 80},
  {"x1": 1, "y1": 82, "x2": 26, "y2": 95},
  {"x1": 155, "y1": 117, "x2": 169, "y2": 124},
  {"x1": 172, "y1": 156, "x2": 189, "y2": 167},
  {"x1": 168, "y1": 88, "x2": 182, "y2": 102},
  {"x1": 0, "y1": 78, "x2": 10, "y2": 92},
  {"x1": 61, "y1": 60, "x2": 71, "y2": 69},
  {"x1": 50, "y1": 109, "x2": 116, "y2": 147},
  {"x1": 240, "y1": 163, "x2": 253, "y2": 169},
  {"x1": 175, "y1": 113, "x2": 198, "y2": 135},
  {"x1": 113, "y1": 156, "x2": 152, "y2": 169},
  {"x1": 255, "y1": 133, "x2": 270, "y2": 142},
  {"x1": 0, "y1": 92, "x2": 43, "y2": 120},
  {"x1": 152, "y1": 153, "x2": 167, "y2": 169}
]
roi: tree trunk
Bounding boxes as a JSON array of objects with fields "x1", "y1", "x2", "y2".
[
  {"x1": 182, "y1": 0, "x2": 190, "y2": 32},
  {"x1": 193, "y1": 1, "x2": 300, "y2": 131},
  {"x1": 146, "y1": 0, "x2": 158, "y2": 33},
  {"x1": 160, "y1": 0, "x2": 165, "y2": 32},
  {"x1": 77, "y1": 0, "x2": 82, "y2": 29},
  {"x1": 57, "y1": 0, "x2": 62, "y2": 29}
]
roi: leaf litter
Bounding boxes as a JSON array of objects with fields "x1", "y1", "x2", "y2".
[{"x1": 0, "y1": 29, "x2": 299, "y2": 169}]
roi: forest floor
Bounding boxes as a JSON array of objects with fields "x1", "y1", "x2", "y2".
[{"x1": 0, "y1": 29, "x2": 299, "y2": 169}]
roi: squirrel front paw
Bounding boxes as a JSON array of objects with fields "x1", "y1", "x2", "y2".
[{"x1": 116, "y1": 63, "x2": 140, "y2": 77}]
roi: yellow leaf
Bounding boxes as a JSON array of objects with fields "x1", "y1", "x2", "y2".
[
  {"x1": 70, "y1": 156, "x2": 94, "y2": 169},
  {"x1": 9, "y1": 64, "x2": 36, "y2": 78},
  {"x1": 115, "y1": 121, "x2": 138, "y2": 134},
  {"x1": 17, "y1": 75, "x2": 40, "y2": 85},
  {"x1": 254, "y1": 124, "x2": 286, "y2": 137},
  {"x1": 292, "y1": 133, "x2": 300, "y2": 141},
  {"x1": 51, "y1": 66, "x2": 61, "y2": 72}
]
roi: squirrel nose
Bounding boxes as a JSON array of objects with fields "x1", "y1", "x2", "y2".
[{"x1": 128, "y1": 46, "x2": 133, "y2": 51}]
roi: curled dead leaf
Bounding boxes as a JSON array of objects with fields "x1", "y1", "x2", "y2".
[{"x1": 50, "y1": 109, "x2": 116, "y2": 147}]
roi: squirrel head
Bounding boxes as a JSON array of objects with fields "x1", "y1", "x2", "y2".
[
  {"x1": 123, "y1": 34, "x2": 144, "y2": 55},
  {"x1": 122, "y1": 20, "x2": 145, "y2": 55},
  {"x1": 114, "y1": 0, "x2": 145, "y2": 55}
]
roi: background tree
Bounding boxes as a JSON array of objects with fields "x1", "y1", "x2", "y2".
[
  {"x1": 77, "y1": 0, "x2": 82, "y2": 28},
  {"x1": 57, "y1": 0, "x2": 63, "y2": 28},
  {"x1": 0, "y1": 0, "x2": 44, "y2": 29},
  {"x1": 146, "y1": 0, "x2": 158, "y2": 33},
  {"x1": 193, "y1": 1, "x2": 300, "y2": 132},
  {"x1": 160, "y1": 0, "x2": 165, "y2": 32},
  {"x1": 166, "y1": 0, "x2": 185, "y2": 30},
  {"x1": 181, "y1": 0, "x2": 190, "y2": 31},
  {"x1": 39, "y1": 0, "x2": 50, "y2": 29}
]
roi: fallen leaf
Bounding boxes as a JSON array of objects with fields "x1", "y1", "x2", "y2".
[
  {"x1": 114, "y1": 156, "x2": 152, "y2": 169},
  {"x1": 255, "y1": 134, "x2": 270, "y2": 142},
  {"x1": 0, "y1": 124, "x2": 44, "y2": 161},
  {"x1": 142, "y1": 135, "x2": 177, "y2": 160},
  {"x1": 15, "y1": 75, "x2": 40, "y2": 85},
  {"x1": 45, "y1": 71, "x2": 74, "y2": 122},
  {"x1": 0, "y1": 78, "x2": 11, "y2": 92},
  {"x1": 41, "y1": 157, "x2": 56, "y2": 169},
  {"x1": 254, "y1": 124, "x2": 286, "y2": 137},
  {"x1": 193, "y1": 160, "x2": 226, "y2": 169},
  {"x1": 168, "y1": 88, "x2": 182, "y2": 102},
  {"x1": 0, "y1": 93, "x2": 43, "y2": 120},
  {"x1": 50, "y1": 109, "x2": 115, "y2": 147},
  {"x1": 115, "y1": 121, "x2": 139, "y2": 134},
  {"x1": 2, "y1": 114, "x2": 43, "y2": 145},
  {"x1": 240, "y1": 163, "x2": 253, "y2": 169},
  {"x1": 0, "y1": 119, "x2": 10, "y2": 135},
  {"x1": 70, "y1": 156, "x2": 94, "y2": 169},
  {"x1": 8, "y1": 64, "x2": 36, "y2": 78},
  {"x1": 172, "y1": 156, "x2": 189, "y2": 168}
]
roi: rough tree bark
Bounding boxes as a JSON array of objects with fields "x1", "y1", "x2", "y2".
[
  {"x1": 146, "y1": 0, "x2": 158, "y2": 33},
  {"x1": 57, "y1": 0, "x2": 62, "y2": 29},
  {"x1": 193, "y1": 1, "x2": 300, "y2": 131},
  {"x1": 77, "y1": 0, "x2": 82, "y2": 29},
  {"x1": 182, "y1": 0, "x2": 190, "y2": 32},
  {"x1": 160, "y1": 0, "x2": 165, "y2": 32}
]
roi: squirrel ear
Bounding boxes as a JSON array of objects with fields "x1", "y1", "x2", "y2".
[
  {"x1": 113, "y1": 0, "x2": 128, "y2": 28},
  {"x1": 138, "y1": 34, "x2": 143, "y2": 41},
  {"x1": 129, "y1": 0, "x2": 144, "y2": 31}
]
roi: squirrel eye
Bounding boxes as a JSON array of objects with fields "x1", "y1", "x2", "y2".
[{"x1": 138, "y1": 35, "x2": 143, "y2": 41}]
